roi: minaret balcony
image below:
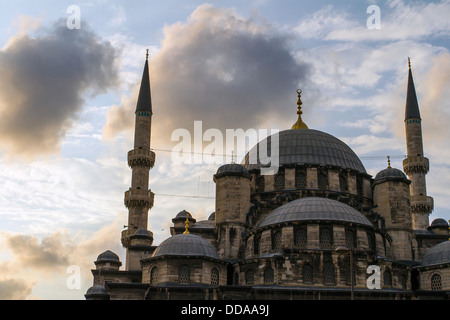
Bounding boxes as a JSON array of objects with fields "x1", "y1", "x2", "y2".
[
  {"x1": 124, "y1": 188, "x2": 154, "y2": 209},
  {"x1": 410, "y1": 195, "x2": 434, "y2": 214},
  {"x1": 403, "y1": 156, "x2": 429, "y2": 175},
  {"x1": 128, "y1": 148, "x2": 155, "y2": 168}
]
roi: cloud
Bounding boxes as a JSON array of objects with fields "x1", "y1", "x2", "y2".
[
  {"x1": 295, "y1": 1, "x2": 450, "y2": 42},
  {"x1": 103, "y1": 4, "x2": 312, "y2": 148},
  {"x1": 0, "y1": 18, "x2": 119, "y2": 159},
  {"x1": 0, "y1": 214, "x2": 125, "y2": 299}
]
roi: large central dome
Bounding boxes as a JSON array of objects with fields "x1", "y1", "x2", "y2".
[{"x1": 243, "y1": 129, "x2": 366, "y2": 173}]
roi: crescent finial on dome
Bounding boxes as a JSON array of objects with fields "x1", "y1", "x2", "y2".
[{"x1": 291, "y1": 89, "x2": 308, "y2": 130}]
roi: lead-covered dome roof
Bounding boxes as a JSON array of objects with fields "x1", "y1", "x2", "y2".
[
  {"x1": 257, "y1": 197, "x2": 373, "y2": 229},
  {"x1": 422, "y1": 241, "x2": 450, "y2": 266},
  {"x1": 243, "y1": 129, "x2": 366, "y2": 173},
  {"x1": 152, "y1": 234, "x2": 219, "y2": 259}
]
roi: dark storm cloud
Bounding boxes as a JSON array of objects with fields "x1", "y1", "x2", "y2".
[
  {"x1": 0, "y1": 19, "x2": 118, "y2": 158},
  {"x1": 103, "y1": 5, "x2": 312, "y2": 147}
]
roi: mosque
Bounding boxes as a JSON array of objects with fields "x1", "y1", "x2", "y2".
[{"x1": 85, "y1": 54, "x2": 450, "y2": 300}]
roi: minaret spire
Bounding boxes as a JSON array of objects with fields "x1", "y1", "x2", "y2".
[
  {"x1": 122, "y1": 51, "x2": 156, "y2": 270},
  {"x1": 402, "y1": 58, "x2": 433, "y2": 230}
]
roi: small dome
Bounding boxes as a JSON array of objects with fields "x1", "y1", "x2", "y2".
[
  {"x1": 152, "y1": 234, "x2": 219, "y2": 259},
  {"x1": 258, "y1": 197, "x2": 373, "y2": 229},
  {"x1": 216, "y1": 163, "x2": 249, "y2": 175},
  {"x1": 175, "y1": 210, "x2": 192, "y2": 219},
  {"x1": 422, "y1": 241, "x2": 450, "y2": 266},
  {"x1": 214, "y1": 164, "x2": 251, "y2": 181},
  {"x1": 86, "y1": 284, "x2": 107, "y2": 295},
  {"x1": 208, "y1": 212, "x2": 215, "y2": 220},
  {"x1": 96, "y1": 250, "x2": 120, "y2": 262},
  {"x1": 374, "y1": 167, "x2": 407, "y2": 181},
  {"x1": 430, "y1": 218, "x2": 449, "y2": 228}
]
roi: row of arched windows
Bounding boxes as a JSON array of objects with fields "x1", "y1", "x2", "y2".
[
  {"x1": 254, "y1": 168, "x2": 363, "y2": 194},
  {"x1": 253, "y1": 227, "x2": 375, "y2": 254},
  {"x1": 149, "y1": 266, "x2": 220, "y2": 286}
]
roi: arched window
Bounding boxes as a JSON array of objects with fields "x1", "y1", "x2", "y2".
[
  {"x1": 302, "y1": 264, "x2": 313, "y2": 284},
  {"x1": 383, "y1": 270, "x2": 392, "y2": 287},
  {"x1": 274, "y1": 168, "x2": 285, "y2": 191},
  {"x1": 318, "y1": 171, "x2": 328, "y2": 190},
  {"x1": 256, "y1": 175, "x2": 265, "y2": 193},
  {"x1": 295, "y1": 168, "x2": 307, "y2": 189},
  {"x1": 178, "y1": 265, "x2": 190, "y2": 284},
  {"x1": 150, "y1": 266, "x2": 159, "y2": 285},
  {"x1": 233, "y1": 272, "x2": 239, "y2": 285},
  {"x1": 294, "y1": 227, "x2": 307, "y2": 249},
  {"x1": 245, "y1": 270, "x2": 255, "y2": 285},
  {"x1": 367, "y1": 232, "x2": 375, "y2": 252},
  {"x1": 339, "y1": 172, "x2": 348, "y2": 192},
  {"x1": 323, "y1": 262, "x2": 336, "y2": 285},
  {"x1": 345, "y1": 228, "x2": 356, "y2": 250},
  {"x1": 320, "y1": 227, "x2": 333, "y2": 249},
  {"x1": 431, "y1": 274, "x2": 442, "y2": 290},
  {"x1": 254, "y1": 233, "x2": 261, "y2": 255},
  {"x1": 264, "y1": 268, "x2": 274, "y2": 284},
  {"x1": 211, "y1": 268, "x2": 219, "y2": 286},
  {"x1": 356, "y1": 176, "x2": 363, "y2": 197},
  {"x1": 272, "y1": 229, "x2": 282, "y2": 251}
]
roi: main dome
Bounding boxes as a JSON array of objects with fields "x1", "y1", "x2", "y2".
[{"x1": 243, "y1": 129, "x2": 366, "y2": 173}]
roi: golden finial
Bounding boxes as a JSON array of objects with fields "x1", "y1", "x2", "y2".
[
  {"x1": 183, "y1": 217, "x2": 190, "y2": 234},
  {"x1": 408, "y1": 57, "x2": 411, "y2": 70},
  {"x1": 291, "y1": 89, "x2": 309, "y2": 130},
  {"x1": 387, "y1": 156, "x2": 391, "y2": 168},
  {"x1": 146, "y1": 49, "x2": 149, "y2": 60}
]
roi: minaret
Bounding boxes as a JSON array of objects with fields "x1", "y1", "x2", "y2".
[
  {"x1": 402, "y1": 58, "x2": 433, "y2": 230},
  {"x1": 121, "y1": 50, "x2": 156, "y2": 270}
]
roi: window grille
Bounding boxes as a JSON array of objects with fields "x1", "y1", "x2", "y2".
[
  {"x1": 323, "y1": 262, "x2": 336, "y2": 285},
  {"x1": 211, "y1": 268, "x2": 219, "y2": 286},
  {"x1": 294, "y1": 227, "x2": 307, "y2": 249},
  {"x1": 345, "y1": 229, "x2": 355, "y2": 250},
  {"x1": 431, "y1": 274, "x2": 442, "y2": 290},
  {"x1": 272, "y1": 230, "x2": 282, "y2": 251},
  {"x1": 318, "y1": 171, "x2": 328, "y2": 190},
  {"x1": 295, "y1": 169, "x2": 306, "y2": 189},
  {"x1": 303, "y1": 264, "x2": 313, "y2": 284},
  {"x1": 264, "y1": 268, "x2": 274, "y2": 284},
  {"x1": 320, "y1": 227, "x2": 333, "y2": 248},
  {"x1": 178, "y1": 265, "x2": 190, "y2": 284},
  {"x1": 274, "y1": 168, "x2": 285, "y2": 190}
]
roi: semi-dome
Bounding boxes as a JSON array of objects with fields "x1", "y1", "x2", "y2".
[
  {"x1": 152, "y1": 234, "x2": 219, "y2": 259},
  {"x1": 422, "y1": 241, "x2": 450, "y2": 266},
  {"x1": 257, "y1": 197, "x2": 373, "y2": 229},
  {"x1": 243, "y1": 129, "x2": 366, "y2": 174},
  {"x1": 85, "y1": 284, "x2": 107, "y2": 295}
]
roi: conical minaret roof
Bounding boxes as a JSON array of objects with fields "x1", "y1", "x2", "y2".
[
  {"x1": 405, "y1": 58, "x2": 421, "y2": 121},
  {"x1": 135, "y1": 50, "x2": 152, "y2": 114}
]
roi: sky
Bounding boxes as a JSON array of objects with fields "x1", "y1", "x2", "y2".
[{"x1": 0, "y1": 0, "x2": 449, "y2": 300}]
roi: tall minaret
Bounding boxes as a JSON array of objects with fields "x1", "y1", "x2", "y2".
[
  {"x1": 121, "y1": 50, "x2": 156, "y2": 270},
  {"x1": 402, "y1": 58, "x2": 433, "y2": 230}
]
